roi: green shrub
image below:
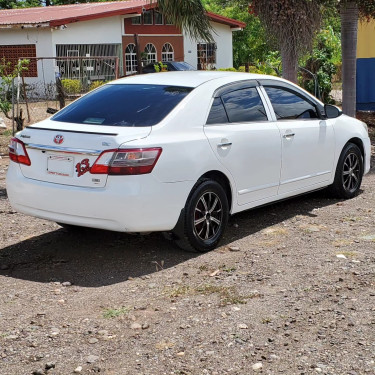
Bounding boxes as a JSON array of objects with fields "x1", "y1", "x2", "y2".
[
  {"x1": 89, "y1": 80, "x2": 105, "y2": 91},
  {"x1": 62, "y1": 79, "x2": 82, "y2": 95},
  {"x1": 218, "y1": 67, "x2": 237, "y2": 72}
]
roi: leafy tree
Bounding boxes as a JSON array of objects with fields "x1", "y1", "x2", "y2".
[
  {"x1": 209, "y1": 0, "x2": 324, "y2": 83},
  {"x1": 0, "y1": 0, "x2": 43, "y2": 8},
  {"x1": 203, "y1": 0, "x2": 270, "y2": 67},
  {"x1": 300, "y1": 26, "x2": 340, "y2": 103},
  {"x1": 250, "y1": 0, "x2": 322, "y2": 83},
  {"x1": 0, "y1": 59, "x2": 29, "y2": 119}
]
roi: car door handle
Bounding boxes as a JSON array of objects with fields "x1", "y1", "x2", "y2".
[
  {"x1": 283, "y1": 133, "x2": 295, "y2": 139},
  {"x1": 217, "y1": 142, "x2": 232, "y2": 148}
]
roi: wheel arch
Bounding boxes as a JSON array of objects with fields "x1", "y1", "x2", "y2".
[
  {"x1": 346, "y1": 137, "x2": 364, "y2": 159},
  {"x1": 344, "y1": 137, "x2": 367, "y2": 173},
  {"x1": 199, "y1": 170, "x2": 233, "y2": 212}
]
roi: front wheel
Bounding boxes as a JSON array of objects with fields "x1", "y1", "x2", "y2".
[
  {"x1": 175, "y1": 179, "x2": 229, "y2": 252},
  {"x1": 329, "y1": 143, "x2": 363, "y2": 199}
]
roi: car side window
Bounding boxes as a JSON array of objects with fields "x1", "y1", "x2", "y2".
[
  {"x1": 264, "y1": 86, "x2": 319, "y2": 120},
  {"x1": 221, "y1": 87, "x2": 268, "y2": 123},
  {"x1": 206, "y1": 97, "x2": 229, "y2": 125}
]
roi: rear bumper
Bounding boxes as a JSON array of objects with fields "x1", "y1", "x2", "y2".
[{"x1": 6, "y1": 163, "x2": 193, "y2": 232}]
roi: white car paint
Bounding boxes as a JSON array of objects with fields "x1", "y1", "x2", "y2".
[{"x1": 6, "y1": 71, "x2": 371, "y2": 242}]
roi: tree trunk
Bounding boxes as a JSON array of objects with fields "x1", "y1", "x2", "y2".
[
  {"x1": 340, "y1": 2, "x2": 359, "y2": 117},
  {"x1": 281, "y1": 47, "x2": 298, "y2": 83},
  {"x1": 55, "y1": 77, "x2": 66, "y2": 109}
]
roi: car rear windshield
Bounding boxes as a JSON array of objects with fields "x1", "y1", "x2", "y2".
[{"x1": 52, "y1": 84, "x2": 193, "y2": 127}]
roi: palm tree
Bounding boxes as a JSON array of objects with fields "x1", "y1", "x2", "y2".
[
  {"x1": 340, "y1": 2, "x2": 359, "y2": 117},
  {"x1": 251, "y1": 0, "x2": 322, "y2": 83},
  {"x1": 339, "y1": 1, "x2": 375, "y2": 116},
  {"x1": 156, "y1": 0, "x2": 213, "y2": 41}
]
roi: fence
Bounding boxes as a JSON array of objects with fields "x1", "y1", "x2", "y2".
[{"x1": 12, "y1": 56, "x2": 120, "y2": 129}]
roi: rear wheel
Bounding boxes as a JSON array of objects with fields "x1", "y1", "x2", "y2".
[
  {"x1": 174, "y1": 179, "x2": 229, "y2": 252},
  {"x1": 329, "y1": 143, "x2": 363, "y2": 199}
]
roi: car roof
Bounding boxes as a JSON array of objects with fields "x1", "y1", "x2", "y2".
[{"x1": 112, "y1": 71, "x2": 275, "y2": 88}]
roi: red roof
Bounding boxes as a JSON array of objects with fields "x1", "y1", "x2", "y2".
[{"x1": 0, "y1": 1, "x2": 245, "y2": 29}]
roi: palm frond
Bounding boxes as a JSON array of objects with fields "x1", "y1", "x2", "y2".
[{"x1": 156, "y1": 0, "x2": 213, "y2": 42}]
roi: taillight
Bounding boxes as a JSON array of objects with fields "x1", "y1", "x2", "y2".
[
  {"x1": 8, "y1": 138, "x2": 31, "y2": 166},
  {"x1": 90, "y1": 148, "x2": 162, "y2": 175}
]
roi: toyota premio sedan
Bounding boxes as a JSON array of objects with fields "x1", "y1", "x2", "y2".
[{"x1": 7, "y1": 72, "x2": 371, "y2": 252}]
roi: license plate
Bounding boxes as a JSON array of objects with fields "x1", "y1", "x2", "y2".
[{"x1": 47, "y1": 155, "x2": 74, "y2": 177}]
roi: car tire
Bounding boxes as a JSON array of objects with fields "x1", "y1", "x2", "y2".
[
  {"x1": 174, "y1": 179, "x2": 229, "y2": 252},
  {"x1": 329, "y1": 142, "x2": 363, "y2": 199}
]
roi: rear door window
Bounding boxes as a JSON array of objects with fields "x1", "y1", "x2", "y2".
[
  {"x1": 52, "y1": 84, "x2": 193, "y2": 127},
  {"x1": 221, "y1": 87, "x2": 268, "y2": 123}
]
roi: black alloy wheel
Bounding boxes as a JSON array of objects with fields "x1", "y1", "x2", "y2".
[
  {"x1": 175, "y1": 179, "x2": 229, "y2": 252},
  {"x1": 329, "y1": 143, "x2": 363, "y2": 199}
]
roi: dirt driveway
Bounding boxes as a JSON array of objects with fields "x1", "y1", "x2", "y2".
[{"x1": 0, "y1": 151, "x2": 375, "y2": 375}]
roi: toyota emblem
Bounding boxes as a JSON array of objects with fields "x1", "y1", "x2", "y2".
[{"x1": 53, "y1": 135, "x2": 64, "y2": 145}]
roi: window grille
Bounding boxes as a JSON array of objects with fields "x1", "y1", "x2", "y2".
[
  {"x1": 0, "y1": 44, "x2": 38, "y2": 77},
  {"x1": 197, "y1": 43, "x2": 217, "y2": 70},
  {"x1": 144, "y1": 43, "x2": 157, "y2": 64},
  {"x1": 55, "y1": 44, "x2": 122, "y2": 80},
  {"x1": 125, "y1": 43, "x2": 138, "y2": 75},
  {"x1": 161, "y1": 43, "x2": 174, "y2": 62}
]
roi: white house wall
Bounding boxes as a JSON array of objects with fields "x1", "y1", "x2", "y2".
[
  {"x1": 183, "y1": 21, "x2": 234, "y2": 69},
  {"x1": 0, "y1": 28, "x2": 55, "y2": 84},
  {"x1": 51, "y1": 16, "x2": 123, "y2": 46}
]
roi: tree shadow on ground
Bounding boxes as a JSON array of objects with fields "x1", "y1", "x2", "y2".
[{"x1": 0, "y1": 190, "x2": 349, "y2": 287}]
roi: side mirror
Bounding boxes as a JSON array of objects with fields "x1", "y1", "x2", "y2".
[{"x1": 325, "y1": 104, "x2": 342, "y2": 119}]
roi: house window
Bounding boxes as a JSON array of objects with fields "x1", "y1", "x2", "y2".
[
  {"x1": 0, "y1": 44, "x2": 38, "y2": 77},
  {"x1": 125, "y1": 43, "x2": 138, "y2": 75},
  {"x1": 197, "y1": 43, "x2": 217, "y2": 70},
  {"x1": 144, "y1": 43, "x2": 157, "y2": 64},
  {"x1": 131, "y1": 16, "x2": 141, "y2": 25},
  {"x1": 162, "y1": 43, "x2": 174, "y2": 62},
  {"x1": 143, "y1": 10, "x2": 153, "y2": 25},
  {"x1": 154, "y1": 11, "x2": 163, "y2": 25}
]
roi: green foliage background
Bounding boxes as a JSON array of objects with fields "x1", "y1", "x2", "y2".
[{"x1": 2, "y1": 0, "x2": 363, "y2": 102}]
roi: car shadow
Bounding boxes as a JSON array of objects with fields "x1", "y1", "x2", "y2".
[
  {"x1": 0, "y1": 189, "x2": 346, "y2": 288},
  {"x1": 0, "y1": 187, "x2": 7, "y2": 199}
]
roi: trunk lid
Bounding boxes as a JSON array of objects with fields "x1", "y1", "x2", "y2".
[{"x1": 18, "y1": 119, "x2": 151, "y2": 188}]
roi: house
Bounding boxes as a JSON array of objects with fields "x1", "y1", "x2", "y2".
[
  {"x1": 357, "y1": 19, "x2": 375, "y2": 111},
  {"x1": 0, "y1": 1, "x2": 245, "y2": 88}
]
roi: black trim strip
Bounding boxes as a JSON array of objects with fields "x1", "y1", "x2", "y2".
[{"x1": 25, "y1": 126, "x2": 118, "y2": 136}]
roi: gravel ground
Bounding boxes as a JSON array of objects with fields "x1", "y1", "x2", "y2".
[{"x1": 0, "y1": 121, "x2": 374, "y2": 375}]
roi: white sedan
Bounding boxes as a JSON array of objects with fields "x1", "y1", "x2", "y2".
[{"x1": 7, "y1": 72, "x2": 371, "y2": 252}]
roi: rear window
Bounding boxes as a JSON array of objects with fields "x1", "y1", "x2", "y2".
[{"x1": 52, "y1": 84, "x2": 193, "y2": 127}]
